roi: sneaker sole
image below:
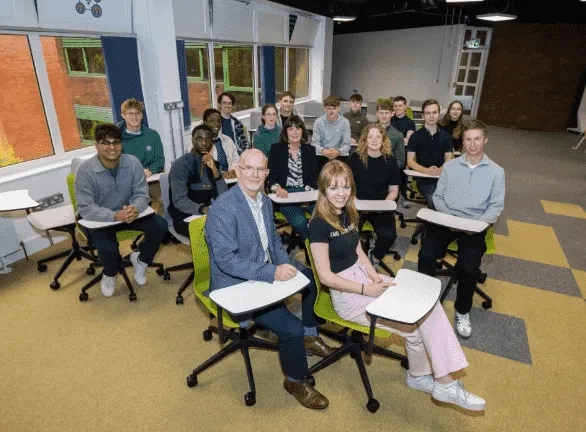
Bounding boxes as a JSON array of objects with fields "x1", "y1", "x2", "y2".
[
  {"x1": 456, "y1": 327, "x2": 472, "y2": 339},
  {"x1": 432, "y1": 392, "x2": 486, "y2": 411},
  {"x1": 406, "y1": 380, "x2": 434, "y2": 394}
]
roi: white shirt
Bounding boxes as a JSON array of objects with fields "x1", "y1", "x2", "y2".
[{"x1": 240, "y1": 185, "x2": 270, "y2": 263}]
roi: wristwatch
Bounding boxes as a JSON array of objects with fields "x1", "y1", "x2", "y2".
[{"x1": 270, "y1": 184, "x2": 280, "y2": 192}]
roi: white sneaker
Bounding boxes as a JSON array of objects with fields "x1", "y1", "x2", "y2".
[
  {"x1": 400, "y1": 196, "x2": 411, "y2": 208},
  {"x1": 406, "y1": 374, "x2": 434, "y2": 394},
  {"x1": 367, "y1": 248, "x2": 380, "y2": 271},
  {"x1": 432, "y1": 380, "x2": 486, "y2": 411},
  {"x1": 455, "y1": 312, "x2": 472, "y2": 338},
  {"x1": 101, "y1": 274, "x2": 116, "y2": 297},
  {"x1": 130, "y1": 252, "x2": 147, "y2": 286}
]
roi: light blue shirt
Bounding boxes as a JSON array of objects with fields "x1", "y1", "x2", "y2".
[{"x1": 239, "y1": 185, "x2": 270, "y2": 262}]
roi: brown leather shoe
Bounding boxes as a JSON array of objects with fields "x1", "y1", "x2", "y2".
[
  {"x1": 284, "y1": 379, "x2": 329, "y2": 409},
  {"x1": 304, "y1": 336, "x2": 335, "y2": 358}
]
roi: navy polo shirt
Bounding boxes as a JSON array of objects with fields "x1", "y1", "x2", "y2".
[
  {"x1": 406, "y1": 127, "x2": 453, "y2": 185},
  {"x1": 391, "y1": 115, "x2": 416, "y2": 138}
]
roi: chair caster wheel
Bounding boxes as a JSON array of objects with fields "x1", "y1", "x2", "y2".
[
  {"x1": 410, "y1": 238, "x2": 418, "y2": 245},
  {"x1": 306, "y1": 375, "x2": 315, "y2": 386},
  {"x1": 131, "y1": 244, "x2": 138, "y2": 252},
  {"x1": 400, "y1": 222, "x2": 407, "y2": 229},
  {"x1": 156, "y1": 267, "x2": 165, "y2": 276},
  {"x1": 244, "y1": 392, "x2": 256, "y2": 407},
  {"x1": 50, "y1": 281, "x2": 60, "y2": 290},
  {"x1": 37, "y1": 264, "x2": 48, "y2": 272},
  {"x1": 366, "y1": 398, "x2": 380, "y2": 413},
  {"x1": 86, "y1": 267, "x2": 95, "y2": 275},
  {"x1": 478, "y1": 273, "x2": 487, "y2": 284},
  {"x1": 393, "y1": 253, "x2": 401, "y2": 261},
  {"x1": 482, "y1": 301, "x2": 492, "y2": 309},
  {"x1": 186, "y1": 374, "x2": 198, "y2": 387},
  {"x1": 203, "y1": 330, "x2": 213, "y2": 341},
  {"x1": 176, "y1": 296, "x2": 184, "y2": 305},
  {"x1": 79, "y1": 292, "x2": 89, "y2": 302},
  {"x1": 163, "y1": 272, "x2": 171, "y2": 281},
  {"x1": 400, "y1": 358, "x2": 409, "y2": 370},
  {"x1": 436, "y1": 262, "x2": 443, "y2": 270},
  {"x1": 129, "y1": 293, "x2": 137, "y2": 302}
]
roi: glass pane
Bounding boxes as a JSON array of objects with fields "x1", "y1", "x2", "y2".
[
  {"x1": 477, "y1": 30, "x2": 487, "y2": 46},
  {"x1": 214, "y1": 44, "x2": 254, "y2": 111},
  {"x1": 470, "y1": 52, "x2": 482, "y2": 67},
  {"x1": 457, "y1": 69, "x2": 466, "y2": 82},
  {"x1": 467, "y1": 69, "x2": 479, "y2": 84},
  {"x1": 0, "y1": 34, "x2": 54, "y2": 167},
  {"x1": 213, "y1": 47, "x2": 223, "y2": 82},
  {"x1": 464, "y1": 86, "x2": 475, "y2": 97},
  {"x1": 66, "y1": 47, "x2": 86, "y2": 72},
  {"x1": 41, "y1": 36, "x2": 113, "y2": 151},
  {"x1": 78, "y1": 119, "x2": 104, "y2": 142},
  {"x1": 288, "y1": 48, "x2": 309, "y2": 98},
  {"x1": 459, "y1": 52, "x2": 469, "y2": 67},
  {"x1": 455, "y1": 85, "x2": 463, "y2": 96},
  {"x1": 85, "y1": 47, "x2": 105, "y2": 74},
  {"x1": 185, "y1": 43, "x2": 211, "y2": 121},
  {"x1": 275, "y1": 47, "x2": 285, "y2": 98},
  {"x1": 464, "y1": 30, "x2": 472, "y2": 43}
]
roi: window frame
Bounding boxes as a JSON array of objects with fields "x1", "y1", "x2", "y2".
[
  {"x1": 184, "y1": 42, "x2": 207, "y2": 82},
  {"x1": 62, "y1": 38, "x2": 107, "y2": 77}
]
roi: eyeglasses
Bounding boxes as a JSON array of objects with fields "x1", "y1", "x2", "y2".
[
  {"x1": 124, "y1": 111, "x2": 142, "y2": 117},
  {"x1": 237, "y1": 165, "x2": 269, "y2": 175},
  {"x1": 98, "y1": 140, "x2": 122, "y2": 148}
]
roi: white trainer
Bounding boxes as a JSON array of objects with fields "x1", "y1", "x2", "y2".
[
  {"x1": 455, "y1": 312, "x2": 472, "y2": 338},
  {"x1": 101, "y1": 274, "x2": 116, "y2": 297},
  {"x1": 432, "y1": 380, "x2": 486, "y2": 411},
  {"x1": 400, "y1": 196, "x2": 411, "y2": 208},
  {"x1": 130, "y1": 252, "x2": 147, "y2": 286},
  {"x1": 367, "y1": 248, "x2": 380, "y2": 271},
  {"x1": 405, "y1": 374, "x2": 434, "y2": 394}
]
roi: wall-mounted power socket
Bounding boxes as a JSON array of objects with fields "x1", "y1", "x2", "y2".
[
  {"x1": 164, "y1": 101, "x2": 185, "y2": 110},
  {"x1": 32, "y1": 193, "x2": 64, "y2": 212}
]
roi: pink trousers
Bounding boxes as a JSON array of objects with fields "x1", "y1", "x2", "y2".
[{"x1": 335, "y1": 261, "x2": 469, "y2": 378}]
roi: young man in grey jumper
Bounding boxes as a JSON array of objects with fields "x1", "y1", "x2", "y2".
[
  {"x1": 311, "y1": 95, "x2": 351, "y2": 172},
  {"x1": 418, "y1": 120, "x2": 505, "y2": 339}
]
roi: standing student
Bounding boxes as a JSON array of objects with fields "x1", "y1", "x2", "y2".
[
  {"x1": 253, "y1": 103, "x2": 281, "y2": 157},
  {"x1": 439, "y1": 100, "x2": 464, "y2": 153},
  {"x1": 218, "y1": 91, "x2": 250, "y2": 154},
  {"x1": 343, "y1": 93, "x2": 369, "y2": 145}
]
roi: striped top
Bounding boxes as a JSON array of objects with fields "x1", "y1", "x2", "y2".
[{"x1": 286, "y1": 146, "x2": 304, "y2": 188}]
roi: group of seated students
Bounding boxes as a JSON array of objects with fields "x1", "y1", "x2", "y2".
[{"x1": 73, "y1": 90, "x2": 504, "y2": 413}]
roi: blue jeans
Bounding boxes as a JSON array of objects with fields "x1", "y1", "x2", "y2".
[{"x1": 279, "y1": 187, "x2": 315, "y2": 242}]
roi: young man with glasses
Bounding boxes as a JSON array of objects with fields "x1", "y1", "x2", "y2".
[
  {"x1": 118, "y1": 99, "x2": 165, "y2": 178},
  {"x1": 205, "y1": 148, "x2": 334, "y2": 410},
  {"x1": 167, "y1": 125, "x2": 227, "y2": 238},
  {"x1": 75, "y1": 124, "x2": 168, "y2": 298},
  {"x1": 218, "y1": 92, "x2": 250, "y2": 154}
]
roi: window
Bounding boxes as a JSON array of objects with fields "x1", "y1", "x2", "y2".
[
  {"x1": 41, "y1": 36, "x2": 113, "y2": 151},
  {"x1": 185, "y1": 42, "x2": 212, "y2": 120},
  {"x1": 275, "y1": 47, "x2": 286, "y2": 98},
  {"x1": 62, "y1": 38, "x2": 106, "y2": 76},
  {"x1": 214, "y1": 43, "x2": 255, "y2": 111},
  {"x1": 288, "y1": 48, "x2": 309, "y2": 98},
  {"x1": 0, "y1": 35, "x2": 54, "y2": 168}
]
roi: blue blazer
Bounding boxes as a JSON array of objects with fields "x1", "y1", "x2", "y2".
[{"x1": 205, "y1": 184, "x2": 298, "y2": 292}]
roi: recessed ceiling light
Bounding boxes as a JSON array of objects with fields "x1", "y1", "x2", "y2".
[
  {"x1": 446, "y1": 0, "x2": 484, "y2": 3},
  {"x1": 476, "y1": 12, "x2": 517, "y2": 22},
  {"x1": 333, "y1": 16, "x2": 356, "y2": 22}
]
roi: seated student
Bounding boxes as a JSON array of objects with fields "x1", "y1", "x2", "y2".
[
  {"x1": 343, "y1": 93, "x2": 369, "y2": 145},
  {"x1": 253, "y1": 103, "x2": 281, "y2": 157},
  {"x1": 347, "y1": 124, "x2": 399, "y2": 270},
  {"x1": 218, "y1": 91, "x2": 250, "y2": 154},
  {"x1": 277, "y1": 91, "x2": 301, "y2": 128},
  {"x1": 268, "y1": 116, "x2": 317, "y2": 242},
  {"x1": 168, "y1": 125, "x2": 226, "y2": 238},
  {"x1": 205, "y1": 149, "x2": 334, "y2": 410},
  {"x1": 418, "y1": 120, "x2": 505, "y2": 338},
  {"x1": 75, "y1": 124, "x2": 168, "y2": 297},
  {"x1": 375, "y1": 99, "x2": 405, "y2": 170},
  {"x1": 202, "y1": 108, "x2": 239, "y2": 177},
  {"x1": 406, "y1": 99, "x2": 453, "y2": 207},
  {"x1": 311, "y1": 95, "x2": 351, "y2": 172},
  {"x1": 118, "y1": 98, "x2": 165, "y2": 178},
  {"x1": 438, "y1": 100, "x2": 464, "y2": 153},
  {"x1": 308, "y1": 160, "x2": 486, "y2": 412},
  {"x1": 391, "y1": 96, "x2": 416, "y2": 144}
]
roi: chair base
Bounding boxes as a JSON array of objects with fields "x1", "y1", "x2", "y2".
[
  {"x1": 79, "y1": 256, "x2": 138, "y2": 302},
  {"x1": 160, "y1": 261, "x2": 193, "y2": 304},
  {"x1": 359, "y1": 230, "x2": 401, "y2": 278},
  {"x1": 186, "y1": 323, "x2": 278, "y2": 406},
  {"x1": 436, "y1": 259, "x2": 493, "y2": 310}
]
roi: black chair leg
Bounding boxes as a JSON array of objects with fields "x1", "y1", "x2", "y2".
[
  {"x1": 79, "y1": 257, "x2": 136, "y2": 302},
  {"x1": 175, "y1": 271, "x2": 194, "y2": 305}
]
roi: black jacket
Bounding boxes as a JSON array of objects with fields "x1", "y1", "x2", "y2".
[{"x1": 268, "y1": 142, "x2": 318, "y2": 190}]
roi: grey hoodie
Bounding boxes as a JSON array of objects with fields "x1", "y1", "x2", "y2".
[{"x1": 311, "y1": 113, "x2": 351, "y2": 156}]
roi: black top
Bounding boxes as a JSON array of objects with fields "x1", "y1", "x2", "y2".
[
  {"x1": 308, "y1": 213, "x2": 359, "y2": 273},
  {"x1": 439, "y1": 121, "x2": 462, "y2": 152},
  {"x1": 280, "y1": 114, "x2": 289, "y2": 127},
  {"x1": 348, "y1": 153, "x2": 399, "y2": 200},
  {"x1": 391, "y1": 115, "x2": 416, "y2": 138},
  {"x1": 406, "y1": 127, "x2": 453, "y2": 186},
  {"x1": 268, "y1": 143, "x2": 318, "y2": 190}
]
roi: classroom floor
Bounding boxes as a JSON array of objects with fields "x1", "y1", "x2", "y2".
[{"x1": 0, "y1": 126, "x2": 585, "y2": 432}]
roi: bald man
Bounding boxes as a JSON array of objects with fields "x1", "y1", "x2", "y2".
[{"x1": 204, "y1": 149, "x2": 333, "y2": 410}]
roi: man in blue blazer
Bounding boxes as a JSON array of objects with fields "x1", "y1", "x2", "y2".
[{"x1": 205, "y1": 149, "x2": 333, "y2": 410}]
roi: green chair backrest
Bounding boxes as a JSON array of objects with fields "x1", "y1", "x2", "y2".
[
  {"x1": 189, "y1": 217, "x2": 240, "y2": 328},
  {"x1": 405, "y1": 106, "x2": 414, "y2": 120},
  {"x1": 447, "y1": 226, "x2": 496, "y2": 255},
  {"x1": 304, "y1": 239, "x2": 392, "y2": 339}
]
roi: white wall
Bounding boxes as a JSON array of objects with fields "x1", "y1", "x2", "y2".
[{"x1": 331, "y1": 25, "x2": 464, "y2": 104}]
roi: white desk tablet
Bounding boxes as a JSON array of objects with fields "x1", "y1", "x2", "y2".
[
  {"x1": 0, "y1": 190, "x2": 39, "y2": 212},
  {"x1": 147, "y1": 173, "x2": 161, "y2": 183},
  {"x1": 78, "y1": 206, "x2": 155, "y2": 229},
  {"x1": 209, "y1": 271, "x2": 310, "y2": 315},
  {"x1": 224, "y1": 177, "x2": 238, "y2": 185},
  {"x1": 416, "y1": 208, "x2": 488, "y2": 233},
  {"x1": 354, "y1": 199, "x2": 397, "y2": 212},
  {"x1": 268, "y1": 190, "x2": 319, "y2": 204},
  {"x1": 403, "y1": 169, "x2": 440, "y2": 179},
  {"x1": 184, "y1": 214, "x2": 205, "y2": 223},
  {"x1": 27, "y1": 204, "x2": 76, "y2": 230}
]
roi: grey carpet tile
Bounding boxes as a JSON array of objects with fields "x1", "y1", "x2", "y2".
[
  {"x1": 457, "y1": 307, "x2": 532, "y2": 365},
  {"x1": 389, "y1": 235, "x2": 414, "y2": 259},
  {"x1": 549, "y1": 215, "x2": 586, "y2": 271}
]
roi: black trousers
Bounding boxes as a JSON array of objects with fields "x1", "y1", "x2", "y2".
[
  {"x1": 88, "y1": 214, "x2": 168, "y2": 277},
  {"x1": 417, "y1": 224, "x2": 486, "y2": 314},
  {"x1": 359, "y1": 212, "x2": 397, "y2": 260},
  {"x1": 316, "y1": 155, "x2": 348, "y2": 173}
]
